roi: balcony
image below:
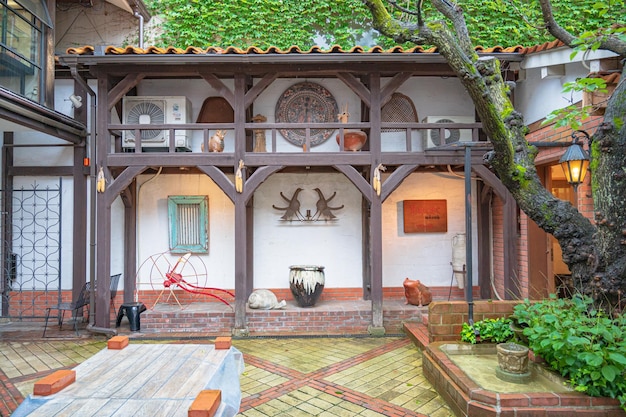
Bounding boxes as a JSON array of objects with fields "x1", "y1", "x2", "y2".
[{"x1": 107, "y1": 120, "x2": 489, "y2": 170}]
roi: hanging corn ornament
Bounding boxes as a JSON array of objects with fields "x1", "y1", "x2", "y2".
[
  {"x1": 96, "y1": 167, "x2": 106, "y2": 193},
  {"x1": 372, "y1": 164, "x2": 385, "y2": 197},
  {"x1": 235, "y1": 160, "x2": 244, "y2": 193}
]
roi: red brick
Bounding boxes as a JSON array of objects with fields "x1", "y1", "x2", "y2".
[
  {"x1": 33, "y1": 370, "x2": 76, "y2": 396},
  {"x1": 107, "y1": 335, "x2": 129, "y2": 350},
  {"x1": 214, "y1": 337, "x2": 231, "y2": 349},
  {"x1": 188, "y1": 389, "x2": 221, "y2": 417}
]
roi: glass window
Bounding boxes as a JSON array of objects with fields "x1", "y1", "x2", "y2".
[{"x1": 1, "y1": 0, "x2": 47, "y2": 102}]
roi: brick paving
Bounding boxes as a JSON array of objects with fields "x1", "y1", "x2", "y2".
[{"x1": 0, "y1": 321, "x2": 453, "y2": 416}]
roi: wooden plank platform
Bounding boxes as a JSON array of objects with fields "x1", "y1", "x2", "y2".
[{"x1": 12, "y1": 344, "x2": 244, "y2": 417}]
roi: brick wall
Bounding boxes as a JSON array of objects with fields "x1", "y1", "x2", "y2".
[
  {"x1": 495, "y1": 117, "x2": 602, "y2": 301},
  {"x1": 427, "y1": 300, "x2": 522, "y2": 342}
]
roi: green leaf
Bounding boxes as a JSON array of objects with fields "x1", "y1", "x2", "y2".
[
  {"x1": 601, "y1": 365, "x2": 619, "y2": 382},
  {"x1": 608, "y1": 352, "x2": 626, "y2": 365}
]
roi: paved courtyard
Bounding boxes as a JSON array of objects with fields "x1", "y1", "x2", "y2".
[{"x1": 0, "y1": 323, "x2": 453, "y2": 416}]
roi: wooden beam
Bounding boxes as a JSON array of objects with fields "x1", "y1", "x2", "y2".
[
  {"x1": 379, "y1": 164, "x2": 418, "y2": 201},
  {"x1": 121, "y1": 184, "x2": 137, "y2": 303},
  {"x1": 107, "y1": 166, "x2": 148, "y2": 197},
  {"x1": 244, "y1": 73, "x2": 279, "y2": 109},
  {"x1": 242, "y1": 165, "x2": 283, "y2": 202},
  {"x1": 197, "y1": 166, "x2": 236, "y2": 203},
  {"x1": 473, "y1": 165, "x2": 509, "y2": 200},
  {"x1": 334, "y1": 165, "x2": 372, "y2": 203},
  {"x1": 199, "y1": 72, "x2": 235, "y2": 108},
  {"x1": 368, "y1": 72, "x2": 384, "y2": 332},
  {"x1": 381, "y1": 72, "x2": 414, "y2": 105},
  {"x1": 336, "y1": 72, "x2": 371, "y2": 108},
  {"x1": 8, "y1": 166, "x2": 74, "y2": 176},
  {"x1": 503, "y1": 198, "x2": 520, "y2": 299},
  {"x1": 94, "y1": 76, "x2": 112, "y2": 328},
  {"x1": 107, "y1": 73, "x2": 145, "y2": 110}
]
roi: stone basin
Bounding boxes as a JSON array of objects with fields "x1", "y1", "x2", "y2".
[{"x1": 423, "y1": 341, "x2": 626, "y2": 417}]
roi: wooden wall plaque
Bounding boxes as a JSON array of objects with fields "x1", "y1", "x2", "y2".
[{"x1": 403, "y1": 200, "x2": 447, "y2": 233}]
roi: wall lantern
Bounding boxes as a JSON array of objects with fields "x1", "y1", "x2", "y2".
[{"x1": 559, "y1": 130, "x2": 590, "y2": 190}]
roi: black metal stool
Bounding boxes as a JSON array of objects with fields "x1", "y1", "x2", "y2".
[{"x1": 115, "y1": 302, "x2": 147, "y2": 331}]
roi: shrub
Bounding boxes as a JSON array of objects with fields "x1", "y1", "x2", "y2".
[
  {"x1": 460, "y1": 317, "x2": 514, "y2": 344},
  {"x1": 513, "y1": 295, "x2": 626, "y2": 410}
]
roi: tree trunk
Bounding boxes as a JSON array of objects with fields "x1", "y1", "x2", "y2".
[{"x1": 364, "y1": 0, "x2": 626, "y2": 307}]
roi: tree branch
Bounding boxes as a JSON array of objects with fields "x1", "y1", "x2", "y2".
[{"x1": 539, "y1": 0, "x2": 626, "y2": 57}]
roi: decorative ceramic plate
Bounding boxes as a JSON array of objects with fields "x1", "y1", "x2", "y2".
[{"x1": 275, "y1": 82, "x2": 338, "y2": 147}]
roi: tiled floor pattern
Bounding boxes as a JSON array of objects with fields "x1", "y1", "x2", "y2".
[
  {"x1": 0, "y1": 332, "x2": 453, "y2": 416},
  {"x1": 0, "y1": 339, "x2": 107, "y2": 416},
  {"x1": 234, "y1": 337, "x2": 452, "y2": 416}
]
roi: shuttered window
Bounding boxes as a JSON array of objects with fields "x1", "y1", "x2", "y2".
[{"x1": 167, "y1": 196, "x2": 208, "y2": 253}]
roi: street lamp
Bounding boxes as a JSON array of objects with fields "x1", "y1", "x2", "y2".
[{"x1": 559, "y1": 130, "x2": 590, "y2": 190}]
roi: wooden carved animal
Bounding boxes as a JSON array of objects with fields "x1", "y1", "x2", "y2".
[
  {"x1": 403, "y1": 278, "x2": 432, "y2": 307},
  {"x1": 313, "y1": 188, "x2": 344, "y2": 220},
  {"x1": 208, "y1": 130, "x2": 226, "y2": 152},
  {"x1": 272, "y1": 188, "x2": 304, "y2": 221},
  {"x1": 337, "y1": 103, "x2": 350, "y2": 124}
]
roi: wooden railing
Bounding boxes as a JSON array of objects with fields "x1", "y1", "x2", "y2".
[{"x1": 107, "y1": 121, "x2": 485, "y2": 154}]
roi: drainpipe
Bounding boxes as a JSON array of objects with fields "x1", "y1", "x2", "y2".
[
  {"x1": 69, "y1": 66, "x2": 117, "y2": 336},
  {"x1": 134, "y1": 9, "x2": 144, "y2": 49}
]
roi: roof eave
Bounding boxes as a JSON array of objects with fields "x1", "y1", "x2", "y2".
[{"x1": 59, "y1": 51, "x2": 524, "y2": 67}]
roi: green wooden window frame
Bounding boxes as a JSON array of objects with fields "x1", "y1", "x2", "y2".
[{"x1": 167, "y1": 195, "x2": 209, "y2": 254}]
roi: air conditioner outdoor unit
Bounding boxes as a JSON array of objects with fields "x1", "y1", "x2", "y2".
[
  {"x1": 122, "y1": 96, "x2": 191, "y2": 149},
  {"x1": 423, "y1": 116, "x2": 475, "y2": 148}
]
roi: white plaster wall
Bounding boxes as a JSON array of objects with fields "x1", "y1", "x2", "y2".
[
  {"x1": 516, "y1": 48, "x2": 618, "y2": 124},
  {"x1": 124, "y1": 170, "x2": 478, "y2": 292},
  {"x1": 381, "y1": 172, "x2": 479, "y2": 289},
  {"x1": 133, "y1": 173, "x2": 235, "y2": 292},
  {"x1": 514, "y1": 63, "x2": 585, "y2": 125},
  {"x1": 253, "y1": 173, "x2": 363, "y2": 289}
]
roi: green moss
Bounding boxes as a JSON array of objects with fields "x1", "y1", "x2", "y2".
[
  {"x1": 501, "y1": 99, "x2": 514, "y2": 119},
  {"x1": 427, "y1": 22, "x2": 445, "y2": 30},
  {"x1": 512, "y1": 164, "x2": 530, "y2": 188},
  {"x1": 590, "y1": 140, "x2": 601, "y2": 191},
  {"x1": 541, "y1": 202, "x2": 553, "y2": 223}
]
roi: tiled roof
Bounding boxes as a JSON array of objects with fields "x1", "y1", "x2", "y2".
[
  {"x1": 65, "y1": 44, "x2": 528, "y2": 56},
  {"x1": 589, "y1": 71, "x2": 621, "y2": 84},
  {"x1": 520, "y1": 39, "x2": 566, "y2": 54}
]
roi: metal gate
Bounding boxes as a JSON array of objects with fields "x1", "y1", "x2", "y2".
[{"x1": 1, "y1": 179, "x2": 62, "y2": 319}]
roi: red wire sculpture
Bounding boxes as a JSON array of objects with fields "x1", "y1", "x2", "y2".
[{"x1": 141, "y1": 252, "x2": 234, "y2": 309}]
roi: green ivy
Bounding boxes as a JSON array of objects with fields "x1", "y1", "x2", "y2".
[
  {"x1": 513, "y1": 295, "x2": 626, "y2": 410},
  {"x1": 143, "y1": 0, "x2": 624, "y2": 49},
  {"x1": 145, "y1": 0, "x2": 373, "y2": 49}
]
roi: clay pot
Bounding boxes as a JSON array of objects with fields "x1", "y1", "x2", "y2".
[
  {"x1": 289, "y1": 265, "x2": 325, "y2": 307},
  {"x1": 336, "y1": 130, "x2": 367, "y2": 151}
]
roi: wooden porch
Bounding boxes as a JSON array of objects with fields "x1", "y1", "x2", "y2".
[{"x1": 55, "y1": 48, "x2": 522, "y2": 335}]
